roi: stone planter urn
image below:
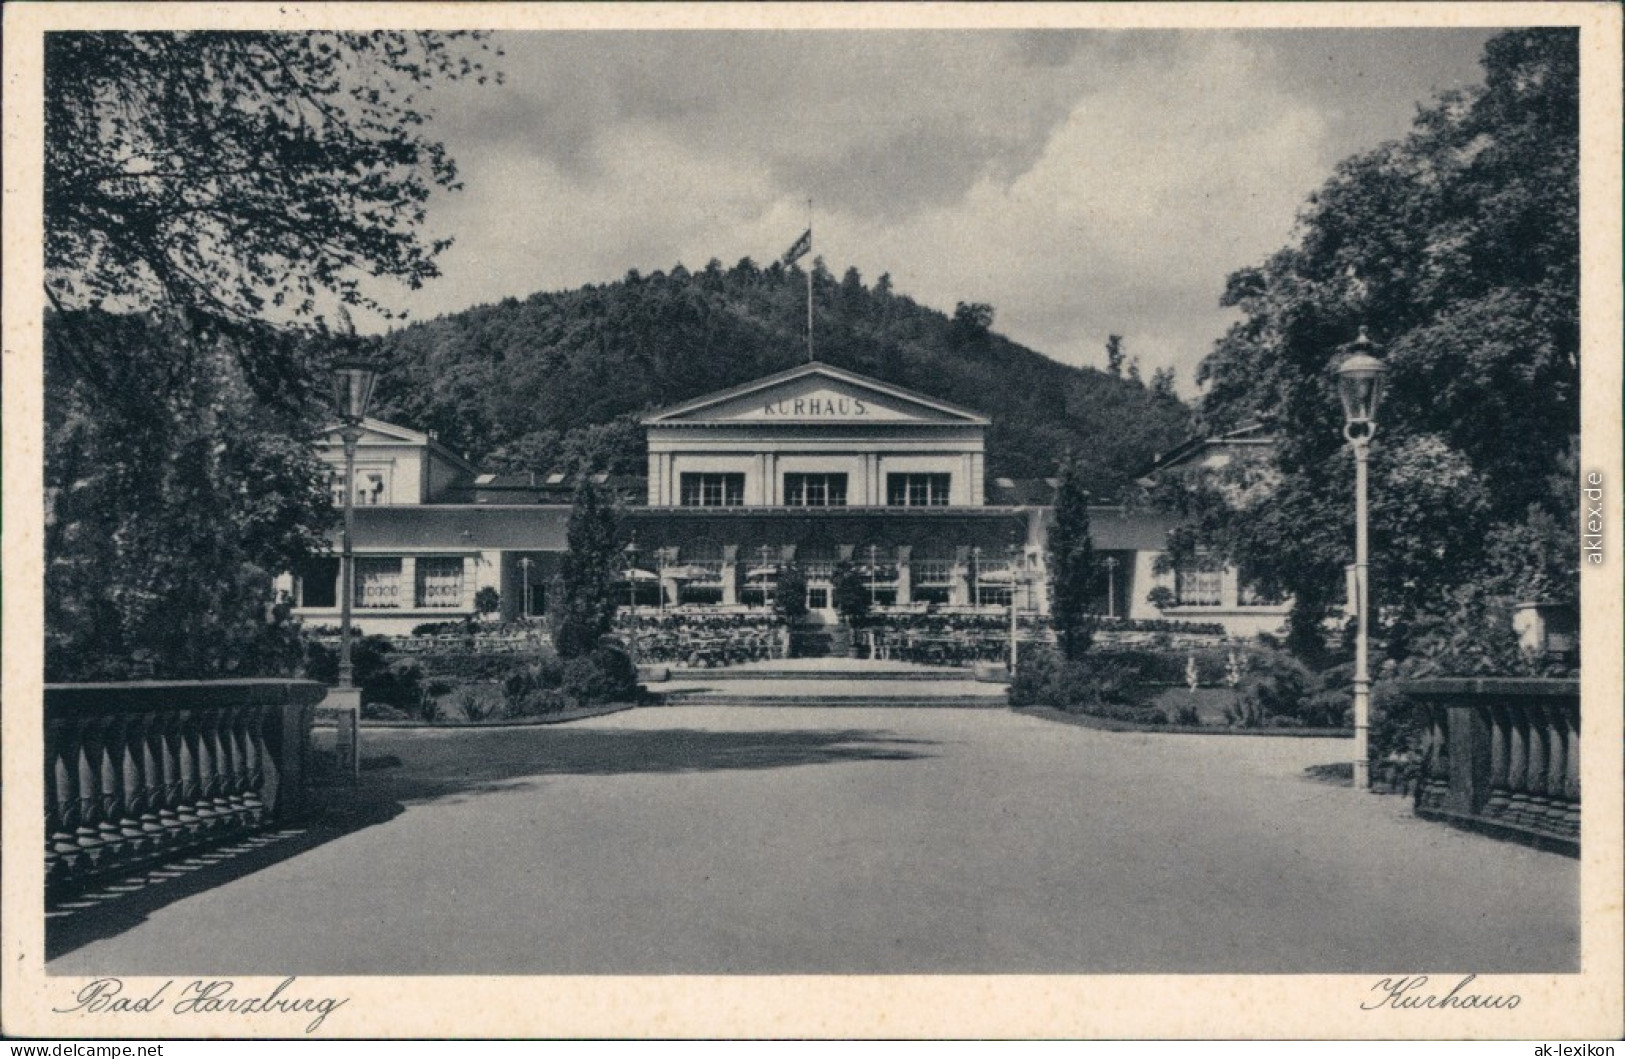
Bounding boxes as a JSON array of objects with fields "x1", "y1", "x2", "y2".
[{"x1": 1512, "y1": 601, "x2": 1577, "y2": 658}]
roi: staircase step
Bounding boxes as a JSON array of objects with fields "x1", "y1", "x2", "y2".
[
  {"x1": 651, "y1": 696, "x2": 1007, "y2": 709},
  {"x1": 663, "y1": 667, "x2": 973, "y2": 682}
]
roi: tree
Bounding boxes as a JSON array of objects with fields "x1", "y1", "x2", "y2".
[
  {"x1": 951, "y1": 301, "x2": 996, "y2": 345},
  {"x1": 549, "y1": 478, "x2": 621, "y2": 659},
  {"x1": 1106, "y1": 334, "x2": 1126, "y2": 376},
  {"x1": 1167, "y1": 29, "x2": 1578, "y2": 664},
  {"x1": 1048, "y1": 452, "x2": 1097, "y2": 660},
  {"x1": 46, "y1": 32, "x2": 498, "y2": 345},
  {"x1": 1149, "y1": 366, "x2": 1178, "y2": 400},
  {"x1": 45, "y1": 314, "x2": 332, "y2": 679},
  {"x1": 831, "y1": 560, "x2": 873, "y2": 625},
  {"x1": 44, "y1": 31, "x2": 496, "y2": 679},
  {"x1": 774, "y1": 564, "x2": 809, "y2": 623}
]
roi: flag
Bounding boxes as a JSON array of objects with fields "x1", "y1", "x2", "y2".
[{"x1": 781, "y1": 228, "x2": 811, "y2": 266}]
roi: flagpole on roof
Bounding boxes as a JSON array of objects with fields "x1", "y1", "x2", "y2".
[
  {"x1": 780, "y1": 207, "x2": 815, "y2": 362},
  {"x1": 806, "y1": 199, "x2": 814, "y2": 363}
]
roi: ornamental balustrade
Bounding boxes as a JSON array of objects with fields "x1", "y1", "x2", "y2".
[
  {"x1": 44, "y1": 680, "x2": 326, "y2": 897},
  {"x1": 1403, "y1": 678, "x2": 1579, "y2": 856}
]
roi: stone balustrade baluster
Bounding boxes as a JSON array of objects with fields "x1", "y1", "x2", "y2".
[
  {"x1": 239, "y1": 704, "x2": 267, "y2": 825},
  {"x1": 175, "y1": 708, "x2": 209, "y2": 838},
  {"x1": 86, "y1": 716, "x2": 126, "y2": 870},
  {"x1": 153, "y1": 710, "x2": 186, "y2": 844},
  {"x1": 1485, "y1": 705, "x2": 1511, "y2": 817},
  {"x1": 1505, "y1": 710, "x2": 1530, "y2": 825},
  {"x1": 109, "y1": 713, "x2": 153, "y2": 862},
  {"x1": 1563, "y1": 703, "x2": 1580, "y2": 836},
  {"x1": 1542, "y1": 703, "x2": 1570, "y2": 832},
  {"x1": 45, "y1": 720, "x2": 79, "y2": 886},
  {"x1": 1522, "y1": 707, "x2": 1552, "y2": 826},
  {"x1": 197, "y1": 707, "x2": 231, "y2": 832},
  {"x1": 133, "y1": 711, "x2": 168, "y2": 852},
  {"x1": 220, "y1": 706, "x2": 253, "y2": 828},
  {"x1": 1422, "y1": 706, "x2": 1450, "y2": 810},
  {"x1": 69, "y1": 716, "x2": 104, "y2": 870}
]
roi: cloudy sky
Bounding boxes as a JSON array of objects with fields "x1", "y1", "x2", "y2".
[{"x1": 394, "y1": 28, "x2": 1498, "y2": 392}]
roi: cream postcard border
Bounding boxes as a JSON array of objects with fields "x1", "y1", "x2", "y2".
[{"x1": 3, "y1": 2, "x2": 1620, "y2": 1040}]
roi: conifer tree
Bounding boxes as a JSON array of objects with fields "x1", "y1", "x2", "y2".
[
  {"x1": 1049, "y1": 452, "x2": 1097, "y2": 660},
  {"x1": 550, "y1": 478, "x2": 621, "y2": 658}
]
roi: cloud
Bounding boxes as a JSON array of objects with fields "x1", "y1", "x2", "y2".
[{"x1": 388, "y1": 29, "x2": 1490, "y2": 395}]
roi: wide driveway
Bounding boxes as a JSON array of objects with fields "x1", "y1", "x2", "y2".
[{"x1": 49, "y1": 706, "x2": 1578, "y2": 974}]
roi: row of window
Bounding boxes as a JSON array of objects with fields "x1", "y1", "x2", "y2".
[
  {"x1": 1172, "y1": 562, "x2": 1284, "y2": 607},
  {"x1": 678, "y1": 473, "x2": 953, "y2": 508},
  {"x1": 296, "y1": 556, "x2": 465, "y2": 609},
  {"x1": 331, "y1": 471, "x2": 391, "y2": 507}
]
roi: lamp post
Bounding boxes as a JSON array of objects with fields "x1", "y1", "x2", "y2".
[
  {"x1": 753, "y1": 544, "x2": 773, "y2": 608},
  {"x1": 519, "y1": 556, "x2": 533, "y2": 620},
  {"x1": 1337, "y1": 328, "x2": 1388, "y2": 791},
  {"x1": 1008, "y1": 544, "x2": 1023, "y2": 671},
  {"x1": 331, "y1": 356, "x2": 379, "y2": 693},
  {"x1": 624, "y1": 539, "x2": 640, "y2": 620},
  {"x1": 1104, "y1": 556, "x2": 1119, "y2": 618}
]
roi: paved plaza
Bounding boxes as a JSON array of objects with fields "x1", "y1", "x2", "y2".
[{"x1": 48, "y1": 705, "x2": 1578, "y2": 975}]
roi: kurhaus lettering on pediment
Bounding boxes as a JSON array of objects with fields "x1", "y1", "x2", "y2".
[
  {"x1": 643, "y1": 364, "x2": 989, "y2": 427},
  {"x1": 763, "y1": 396, "x2": 868, "y2": 417}
]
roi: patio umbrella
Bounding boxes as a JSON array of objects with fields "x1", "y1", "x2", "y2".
[{"x1": 617, "y1": 568, "x2": 661, "y2": 583}]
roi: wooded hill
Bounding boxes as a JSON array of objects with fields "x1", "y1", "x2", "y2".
[{"x1": 368, "y1": 258, "x2": 1193, "y2": 499}]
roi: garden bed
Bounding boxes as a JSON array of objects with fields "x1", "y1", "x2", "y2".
[
  {"x1": 317, "y1": 700, "x2": 636, "y2": 729},
  {"x1": 1013, "y1": 705, "x2": 1353, "y2": 738}
]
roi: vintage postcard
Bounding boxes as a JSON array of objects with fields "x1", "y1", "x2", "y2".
[{"x1": 3, "y1": 1, "x2": 1621, "y2": 1041}]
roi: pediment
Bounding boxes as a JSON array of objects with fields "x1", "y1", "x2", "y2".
[
  {"x1": 318, "y1": 417, "x2": 429, "y2": 447},
  {"x1": 645, "y1": 363, "x2": 988, "y2": 426}
]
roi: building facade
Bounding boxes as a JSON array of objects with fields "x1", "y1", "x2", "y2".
[{"x1": 284, "y1": 362, "x2": 1288, "y2": 639}]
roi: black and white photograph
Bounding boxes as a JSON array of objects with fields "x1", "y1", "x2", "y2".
[{"x1": 3, "y1": 1, "x2": 1621, "y2": 1042}]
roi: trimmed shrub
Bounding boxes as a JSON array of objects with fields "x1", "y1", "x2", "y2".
[
  {"x1": 1010, "y1": 646, "x2": 1151, "y2": 714},
  {"x1": 420, "y1": 650, "x2": 543, "y2": 682},
  {"x1": 1010, "y1": 645, "x2": 1065, "y2": 708},
  {"x1": 560, "y1": 642, "x2": 639, "y2": 707},
  {"x1": 457, "y1": 687, "x2": 497, "y2": 722},
  {"x1": 502, "y1": 656, "x2": 565, "y2": 707},
  {"x1": 411, "y1": 620, "x2": 470, "y2": 637}
]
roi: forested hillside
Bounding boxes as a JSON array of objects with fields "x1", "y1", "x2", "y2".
[{"x1": 367, "y1": 258, "x2": 1192, "y2": 498}]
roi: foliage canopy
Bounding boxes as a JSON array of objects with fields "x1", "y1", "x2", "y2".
[
  {"x1": 44, "y1": 32, "x2": 494, "y2": 679},
  {"x1": 1156, "y1": 29, "x2": 1579, "y2": 669}
]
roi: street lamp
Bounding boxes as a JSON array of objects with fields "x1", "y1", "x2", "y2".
[
  {"x1": 623, "y1": 538, "x2": 640, "y2": 620},
  {"x1": 756, "y1": 544, "x2": 776, "y2": 608},
  {"x1": 1007, "y1": 544, "x2": 1024, "y2": 671},
  {"x1": 1337, "y1": 327, "x2": 1388, "y2": 791},
  {"x1": 331, "y1": 355, "x2": 379, "y2": 692}
]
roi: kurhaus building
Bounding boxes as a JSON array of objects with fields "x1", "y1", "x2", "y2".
[{"x1": 284, "y1": 362, "x2": 1291, "y2": 638}]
